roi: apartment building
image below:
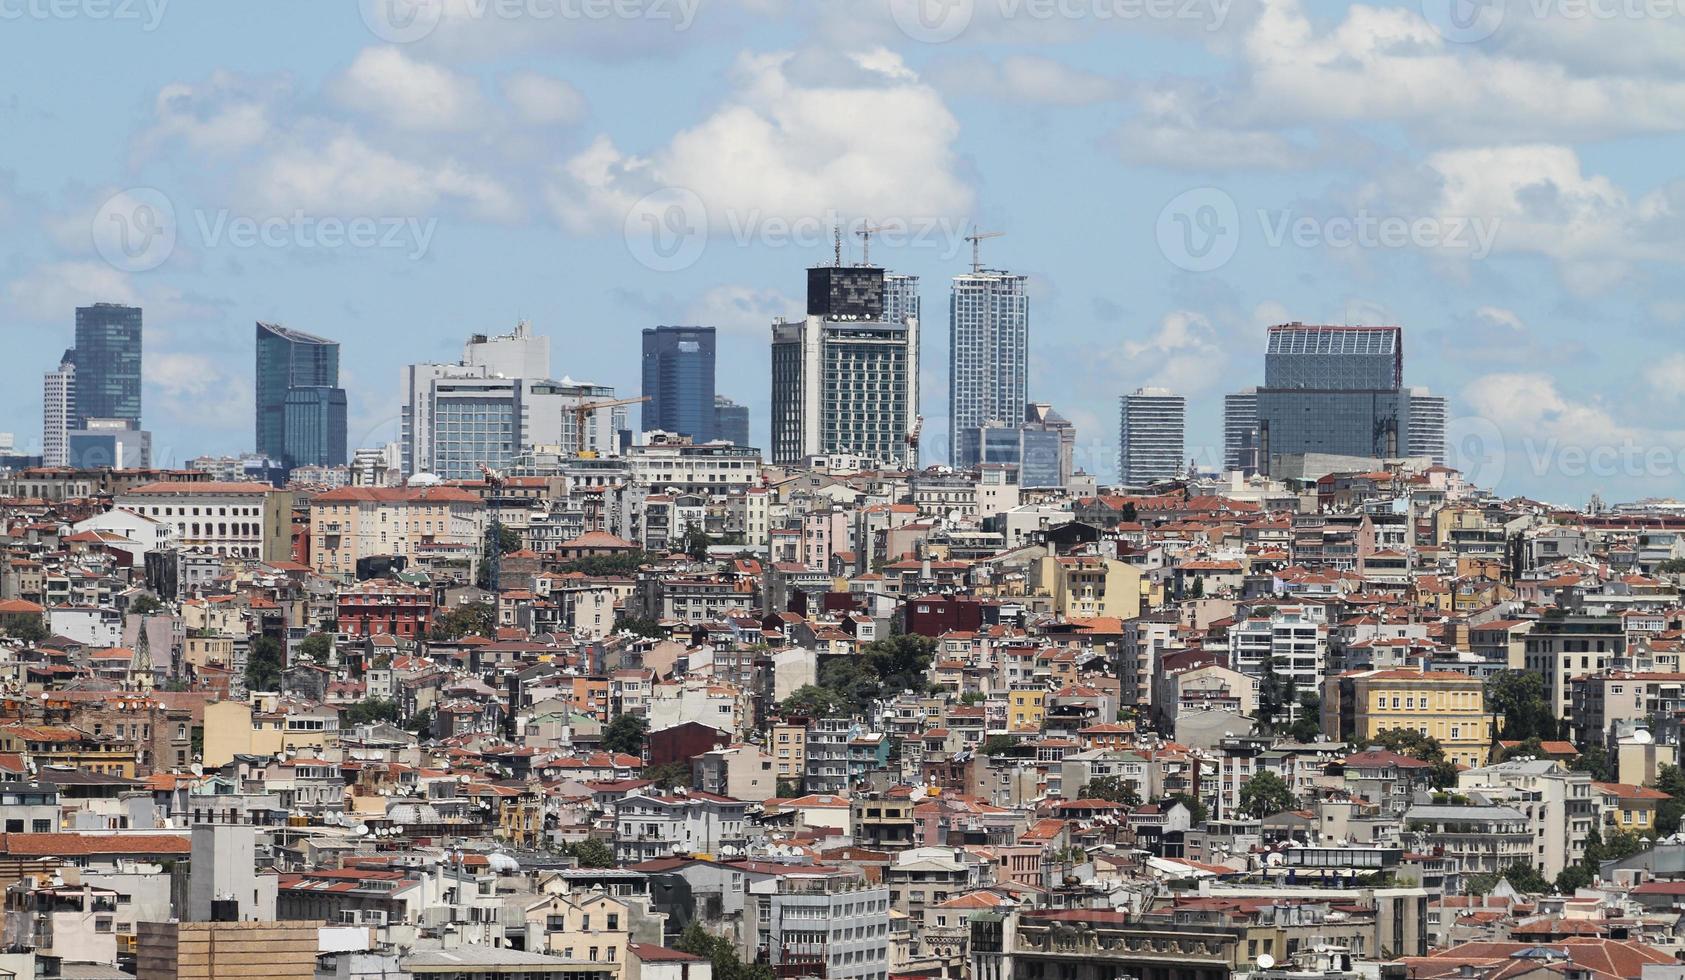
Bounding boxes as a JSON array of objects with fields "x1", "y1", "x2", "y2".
[
  {"x1": 309, "y1": 484, "x2": 485, "y2": 580},
  {"x1": 612, "y1": 791, "x2": 749, "y2": 862},
  {"x1": 1324, "y1": 668, "x2": 1496, "y2": 767},
  {"x1": 1522, "y1": 614, "x2": 1626, "y2": 717},
  {"x1": 115, "y1": 481, "x2": 294, "y2": 561}
]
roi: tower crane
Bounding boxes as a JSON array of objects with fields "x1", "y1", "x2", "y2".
[
  {"x1": 571, "y1": 396, "x2": 650, "y2": 458},
  {"x1": 964, "y1": 227, "x2": 1005, "y2": 274}
]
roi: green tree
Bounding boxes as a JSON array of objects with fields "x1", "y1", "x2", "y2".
[
  {"x1": 676, "y1": 922, "x2": 774, "y2": 980},
  {"x1": 979, "y1": 735, "x2": 1018, "y2": 756},
  {"x1": 1238, "y1": 770, "x2": 1295, "y2": 818},
  {"x1": 1654, "y1": 765, "x2": 1685, "y2": 836},
  {"x1": 496, "y1": 524, "x2": 522, "y2": 554},
  {"x1": 565, "y1": 838, "x2": 615, "y2": 868},
  {"x1": 1369, "y1": 728, "x2": 1459, "y2": 789},
  {"x1": 1570, "y1": 745, "x2": 1613, "y2": 782},
  {"x1": 345, "y1": 698, "x2": 399, "y2": 726},
  {"x1": 644, "y1": 761, "x2": 690, "y2": 790},
  {"x1": 1287, "y1": 693, "x2": 1323, "y2": 742},
  {"x1": 680, "y1": 527, "x2": 713, "y2": 560},
  {"x1": 297, "y1": 632, "x2": 333, "y2": 663},
  {"x1": 1160, "y1": 793, "x2": 1209, "y2": 825},
  {"x1": 614, "y1": 615, "x2": 665, "y2": 639},
  {"x1": 129, "y1": 593, "x2": 165, "y2": 616},
  {"x1": 959, "y1": 691, "x2": 987, "y2": 705},
  {"x1": 779, "y1": 685, "x2": 841, "y2": 718},
  {"x1": 555, "y1": 552, "x2": 651, "y2": 577},
  {"x1": 1079, "y1": 775, "x2": 1141, "y2": 807},
  {"x1": 4, "y1": 615, "x2": 49, "y2": 646},
  {"x1": 601, "y1": 715, "x2": 649, "y2": 756},
  {"x1": 1499, "y1": 861, "x2": 1551, "y2": 894},
  {"x1": 1486, "y1": 670, "x2": 1560, "y2": 741},
  {"x1": 245, "y1": 635, "x2": 284, "y2": 692},
  {"x1": 406, "y1": 707, "x2": 435, "y2": 737},
  {"x1": 776, "y1": 779, "x2": 803, "y2": 798},
  {"x1": 862, "y1": 634, "x2": 938, "y2": 696},
  {"x1": 429, "y1": 602, "x2": 495, "y2": 641},
  {"x1": 1256, "y1": 656, "x2": 1296, "y2": 735}
]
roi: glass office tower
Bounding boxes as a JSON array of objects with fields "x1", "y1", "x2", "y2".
[
  {"x1": 73, "y1": 303, "x2": 143, "y2": 427},
  {"x1": 256, "y1": 322, "x2": 346, "y2": 470},
  {"x1": 642, "y1": 325, "x2": 717, "y2": 441}
]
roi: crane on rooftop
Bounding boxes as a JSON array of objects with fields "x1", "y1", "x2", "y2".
[{"x1": 964, "y1": 227, "x2": 1005, "y2": 274}]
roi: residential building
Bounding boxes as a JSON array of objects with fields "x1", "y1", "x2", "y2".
[
  {"x1": 1224, "y1": 388, "x2": 1259, "y2": 475},
  {"x1": 42, "y1": 352, "x2": 75, "y2": 467},
  {"x1": 115, "y1": 481, "x2": 294, "y2": 561},
  {"x1": 949, "y1": 268, "x2": 1029, "y2": 468},
  {"x1": 713, "y1": 396, "x2": 750, "y2": 447},
  {"x1": 1323, "y1": 668, "x2": 1495, "y2": 767},
  {"x1": 749, "y1": 867, "x2": 890, "y2": 980},
  {"x1": 1408, "y1": 387, "x2": 1447, "y2": 465},
  {"x1": 1119, "y1": 388, "x2": 1185, "y2": 485},
  {"x1": 308, "y1": 484, "x2": 486, "y2": 580}
]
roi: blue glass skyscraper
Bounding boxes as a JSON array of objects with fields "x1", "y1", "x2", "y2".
[
  {"x1": 72, "y1": 303, "x2": 143, "y2": 427},
  {"x1": 641, "y1": 325, "x2": 717, "y2": 441},
  {"x1": 256, "y1": 321, "x2": 347, "y2": 470}
]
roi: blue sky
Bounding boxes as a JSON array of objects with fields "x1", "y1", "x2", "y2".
[{"x1": 3, "y1": 0, "x2": 1682, "y2": 503}]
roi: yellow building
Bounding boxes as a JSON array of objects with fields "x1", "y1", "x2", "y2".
[
  {"x1": 1592, "y1": 782, "x2": 1672, "y2": 832},
  {"x1": 1007, "y1": 688, "x2": 1046, "y2": 734},
  {"x1": 1324, "y1": 668, "x2": 1495, "y2": 767},
  {"x1": 308, "y1": 484, "x2": 485, "y2": 581},
  {"x1": 202, "y1": 699, "x2": 340, "y2": 768},
  {"x1": 1032, "y1": 556, "x2": 1143, "y2": 621},
  {"x1": 525, "y1": 890, "x2": 633, "y2": 970},
  {"x1": 770, "y1": 721, "x2": 807, "y2": 786}
]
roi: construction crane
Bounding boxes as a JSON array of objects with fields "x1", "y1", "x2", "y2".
[
  {"x1": 571, "y1": 396, "x2": 649, "y2": 458},
  {"x1": 906, "y1": 416, "x2": 923, "y2": 467},
  {"x1": 478, "y1": 463, "x2": 506, "y2": 490},
  {"x1": 855, "y1": 222, "x2": 882, "y2": 266},
  {"x1": 964, "y1": 227, "x2": 1005, "y2": 274}
]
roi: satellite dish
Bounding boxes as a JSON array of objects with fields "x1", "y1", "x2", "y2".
[{"x1": 1257, "y1": 955, "x2": 1276, "y2": 970}]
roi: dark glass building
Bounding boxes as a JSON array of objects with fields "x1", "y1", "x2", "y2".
[
  {"x1": 282, "y1": 386, "x2": 348, "y2": 471},
  {"x1": 1256, "y1": 324, "x2": 1410, "y2": 471},
  {"x1": 256, "y1": 322, "x2": 346, "y2": 470},
  {"x1": 641, "y1": 325, "x2": 717, "y2": 441},
  {"x1": 713, "y1": 396, "x2": 750, "y2": 447},
  {"x1": 72, "y1": 303, "x2": 143, "y2": 427}
]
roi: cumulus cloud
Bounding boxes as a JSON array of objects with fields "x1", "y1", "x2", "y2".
[
  {"x1": 1120, "y1": 310, "x2": 1228, "y2": 394},
  {"x1": 501, "y1": 71, "x2": 587, "y2": 125},
  {"x1": 330, "y1": 46, "x2": 488, "y2": 131},
  {"x1": 927, "y1": 54, "x2": 1122, "y2": 105},
  {"x1": 547, "y1": 50, "x2": 971, "y2": 234}
]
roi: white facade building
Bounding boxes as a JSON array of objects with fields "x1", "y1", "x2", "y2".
[{"x1": 1118, "y1": 387, "x2": 1186, "y2": 485}]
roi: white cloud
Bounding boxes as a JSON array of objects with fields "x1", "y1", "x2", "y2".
[
  {"x1": 501, "y1": 71, "x2": 587, "y2": 125},
  {"x1": 684, "y1": 284, "x2": 801, "y2": 335},
  {"x1": 331, "y1": 47, "x2": 487, "y2": 131},
  {"x1": 548, "y1": 50, "x2": 971, "y2": 234},
  {"x1": 5, "y1": 261, "x2": 140, "y2": 320},
  {"x1": 928, "y1": 54, "x2": 1121, "y2": 106},
  {"x1": 1644, "y1": 354, "x2": 1685, "y2": 403},
  {"x1": 250, "y1": 132, "x2": 518, "y2": 221},
  {"x1": 1120, "y1": 310, "x2": 1228, "y2": 394},
  {"x1": 1462, "y1": 371, "x2": 1639, "y2": 447}
]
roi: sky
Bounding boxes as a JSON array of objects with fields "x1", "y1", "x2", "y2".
[{"x1": 2, "y1": 0, "x2": 1683, "y2": 504}]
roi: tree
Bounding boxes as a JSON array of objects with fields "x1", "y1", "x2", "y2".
[
  {"x1": 979, "y1": 735, "x2": 1018, "y2": 756},
  {"x1": 863, "y1": 634, "x2": 938, "y2": 697},
  {"x1": 1287, "y1": 693, "x2": 1323, "y2": 742},
  {"x1": 429, "y1": 602, "x2": 495, "y2": 641},
  {"x1": 1237, "y1": 770, "x2": 1295, "y2": 818},
  {"x1": 779, "y1": 685, "x2": 841, "y2": 719},
  {"x1": 406, "y1": 707, "x2": 435, "y2": 737},
  {"x1": 680, "y1": 527, "x2": 713, "y2": 560},
  {"x1": 345, "y1": 698, "x2": 399, "y2": 726},
  {"x1": 776, "y1": 779, "x2": 802, "y2": 798},
  {"x1": 1189, "y1": 576, "x2": 1205, "y2": 599},
  {"x1": 676, "y1": 922, "x2": 774, "y2": 980},
  {"x1": 496, "y1": 524, "x2": 522, "y2": 554},
  {"x1": 1159, "y1": 793, "x2": 1209, "y2": 825},
  {"x1": 613, "y1": 615, "x2": 665, "y2": 639},
  {"x1": 297, "y1": 632, "x2": 333, "y2": 663},
  {"x1": 959, "y1": 691, "x2": 987, "y2": 705},
  {"x1": 644, "y1": 761, "x2": 690, "y2": 790},
  {"x1": 1654, "y1": 765, "x2": 1685, "y2": 836},
  {"x1": 1570, "y1": 745, "x2": 1613, "y2": 782},
  {"x1": 1256, "y1": 656, "x2": 1296, "y2": 735},
  {"x1": 1369, "y1": 728, "x2": 1459, "y2": 789},
  {"x1": 3, "y1": 615, "x2": 48, "y2": 646},
  {"x1": 565, "y1": 838, "x2": 615, "y2": 868},
  {"x1": 1080, "y1": 775, "x2": 1141, "y2": 807},
  {"x1": 555, "y1": 552, "x2": 651, "y2": 577},
  {"x1": 129, "y1": 593, "x2": 165, "y2": 616},
  {"x1": 601, "y1": 715, "x2": 649, "y2": 756},
  {"x1": 1486, "y1": 670, "x2": 1560, "y2": 741},
  {"x1": 1499, "y1": 860, "x2": 1551, "y2": 894},
  {"x1": 245, "y1": 635, "x2": 283, "y2": 692}
]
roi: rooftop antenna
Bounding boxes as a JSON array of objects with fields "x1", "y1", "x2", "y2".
[
  {"x1": 965, "y1": 227, "x2": 1005, "y2": 274},
  {"x1": 833, "y1": 225, "x2": 843, "y2": 268}
]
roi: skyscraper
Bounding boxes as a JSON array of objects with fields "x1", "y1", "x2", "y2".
[
  {"x1": 714, "y1": 396, "x2": 750, "y2": 448},
  {"x1": 42, "y1": 352, "x2": 75, "y2": 467},
  {"x1": 1254, "y1": 323, "x2": 1410, "y2": 472},
  {"x1": 949, "y1": 269, "x2": 1028, "y2": 467},
  {"x1": 771, "y1": 265, "x2": 919, "y2": 466},
  {"x1": 1024, "y1": 402, "x2": 1077, "y2": 487},
  {"x1": 883, "y1": 273, "x2": 920, "y2": 328},
  {"x1": 1119, "y1": 388, "x2": 1186, "y2": 485},
  {"x1": 73, "y1": 303, "x2": 142, "y2": 428},
  {"x1": 1223, "y1": 388, "x2": 1260, "y2": 475},
  {"x1": 641, "y1": 326, "x2": 717, "y2": 440},
  {"x1": 1408, "y1": 387, "x2": 1448, "y2": 465},
  {"x1": 255, "y1": 322, "x2": 347, "y2": 470}
]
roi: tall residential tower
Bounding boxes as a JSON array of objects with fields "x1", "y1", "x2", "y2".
[
  {"x1": 949, "y1": 268, "x2": 1029, "y2": 467},
  {"x1": 1119, "y1": 388, "x2": 1186, "y2": 486}
]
